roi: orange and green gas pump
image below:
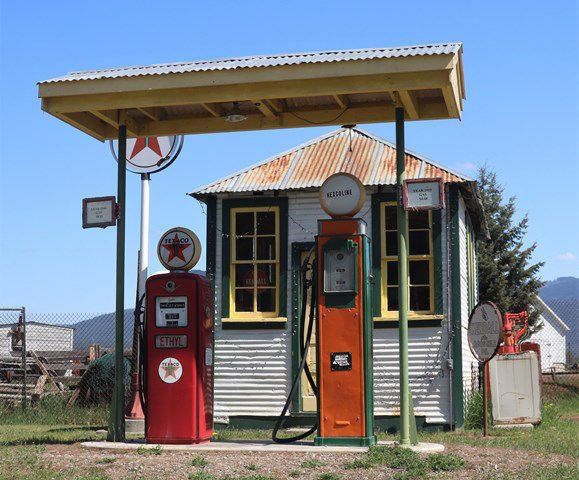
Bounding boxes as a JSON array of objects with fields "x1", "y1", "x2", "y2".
[{"x1": 314, "y1": 173, "x2": 376, "y2": 447}]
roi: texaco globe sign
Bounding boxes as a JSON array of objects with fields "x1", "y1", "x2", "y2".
[
  {"x1": 157, "y1": 227, "x2": 201, "y2": 271},
  {"x1": 467, "y1": 301, "x2": 503, "y2": 363},
  {"x1": 110, "y1": 135, "x2": 184, "y2": 174},
  {"x1": 319, "y1": 173, "x2": 366, "y2": 218}
]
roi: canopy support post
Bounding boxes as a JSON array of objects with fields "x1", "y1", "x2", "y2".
[
  {"x1": 396, "y1": 106, "x2": 411, "y2": 446},
  {"x1": 108, "y1": 122, "x2": 127, "y2": 442}
]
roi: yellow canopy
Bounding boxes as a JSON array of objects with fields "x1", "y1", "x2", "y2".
[{"x1": 38, "y1": 43, "x2": 465, "y2": 141}]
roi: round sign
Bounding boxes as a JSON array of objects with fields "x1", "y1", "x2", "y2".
[
  {"x1": 158, "y1": 357, "x2": 183, "y2": 384},
  {"x1": 467, "y1": 301, "x2": 503, "y2": 363},
  {"x1": 157, "y1": 227, "x2": 201, "y2": 271},
  {"x1": 110, "y1": 135, "x2": 184, "y2": 174},
  {"x1": 319, "y1": 173, "x2": 366, "y2": 218}
]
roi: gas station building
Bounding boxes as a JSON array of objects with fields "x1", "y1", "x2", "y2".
[{"x1": 190, "y1": 126, "x2": 486, "y2": 431}]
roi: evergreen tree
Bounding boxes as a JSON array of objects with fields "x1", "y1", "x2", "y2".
[{"x1": 476, "y1": 166, "x2": 544, "y2": 324}]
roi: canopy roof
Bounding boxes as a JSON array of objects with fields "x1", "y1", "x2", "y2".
[{"x1": 38, "y1": 43, "x2": 465, "y2": 141}]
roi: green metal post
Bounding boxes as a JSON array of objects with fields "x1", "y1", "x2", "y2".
[
  {"x1": 396, "y1": 107, "x2": 410, "y2": 446},
  {"x1": 108, "y1": 123, "x2": 127, "y2": 442}
]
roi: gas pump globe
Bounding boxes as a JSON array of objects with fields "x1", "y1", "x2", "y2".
[{"x1": 143, "y1": 227, "x2": 213, "y2": 444}]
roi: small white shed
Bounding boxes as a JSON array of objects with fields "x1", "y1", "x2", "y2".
[
  {"x1": 529, "y1": 296, "x2": 569, "y2": 371},
  {"x1": 0, "y1": 321, "x2": 74, "y2": 356}
]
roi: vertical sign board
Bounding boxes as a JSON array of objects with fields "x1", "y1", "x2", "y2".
[
  {"x1": 82, "y1": 196, "x2": 117, "y2": 228},
  {"x1": 403, "y1": 178, "x2": 445, "y2": 210},
  {"x1": 467, "y1": 301, "x2": 503, "y2": 436}
]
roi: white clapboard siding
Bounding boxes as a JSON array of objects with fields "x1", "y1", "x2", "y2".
[
  {"x1": 0, "y1": 327, "x2": 12, "y2": 356},
  {"x1": 458, "y1": 197, "x2": 477, "y2": 398},
  {"x1": 0, "y1": 324, "x2": 73, "y2": 356}
]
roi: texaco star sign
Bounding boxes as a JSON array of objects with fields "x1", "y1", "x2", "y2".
[
  {"x1": 157, "y1": 227, "x2": 202, "y2": 271},
  {"x1": 110, "y1": 135, "x2": 184, "y2": 174}
]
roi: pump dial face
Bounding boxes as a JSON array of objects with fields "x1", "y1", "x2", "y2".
[{"x1": 157, "y1": 227, "x2": 201, "y2": 271}]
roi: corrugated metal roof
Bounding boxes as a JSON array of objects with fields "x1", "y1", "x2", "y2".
[
  {"x1": 40, "y1": 43, "x2": 461, "y2": 84},
  {"x1": 189, "y1": 127, "x2": 471, "y2": 196}
]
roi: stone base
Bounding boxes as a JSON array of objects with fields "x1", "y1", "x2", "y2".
[
  {"x1": 493, "y1": 423, "x2": 534, "y2": 431},
  {"x1": 125, "y1": 418, "x2": 145, "y2": 435}
]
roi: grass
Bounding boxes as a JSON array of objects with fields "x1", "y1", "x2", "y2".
[
  {"x1": 189, "y1": 456, "x2": 209, "y2": 468},
  {"x1": 245, "y1": 463, "x2": 260, "y2": 471},
  {"x1": 300, "y1": 459, "x2": 326, "y2": 468},
  {"x1": 488, "y1": 464, "x2": 579, "y2": 480},
  {"x1": 136, "y1": 445, "x2": 163, "y2": 455}
]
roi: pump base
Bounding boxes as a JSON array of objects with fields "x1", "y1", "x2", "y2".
[{"x1": 314, "y1": 435, "x2": 376, "y2": 447}]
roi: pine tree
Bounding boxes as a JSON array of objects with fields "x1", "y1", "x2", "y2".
[{"x1": 476, "y1": 166, "x2": 544, "y2": 324}]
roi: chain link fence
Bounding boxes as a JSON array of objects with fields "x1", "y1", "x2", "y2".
[{"x1": 0, "y1": 309, "x2": 139, "y2": 420}]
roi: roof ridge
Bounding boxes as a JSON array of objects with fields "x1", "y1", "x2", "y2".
[{"x1": 64, "y1": 43, "x2": 462, "y2": 77}]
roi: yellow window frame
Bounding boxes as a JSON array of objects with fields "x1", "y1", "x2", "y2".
[
  {"x1": 229, "y1": 206, "x2": 280, "y2": 319},
  {"x1": 380, "y1": 201, "x2": 435, "y2": 319}
]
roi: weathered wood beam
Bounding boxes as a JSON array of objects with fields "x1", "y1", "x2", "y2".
[
  {"x1": 139, "y1": 101, "x2": 448, "y2": 139},
  {"x1": 43, "y1": 71, "x2": 451, "y2": 114},
  {"x1": 396, "y1": 90, "x2": 419, "y2": 120},
  {"x1": 332, "y1": 94, "x2": 349, "y2": 109},
  {"x1": 137, "y1": 106, "x2": 163, "y2": 121},
  {"x1": 266, "y1": 99, "x2": 285, "y2": 113},
  {"x1": 201, "y1": 103, "x2": 223, "y2": 117},
  {"x1": 90, "y1": 110, "x2": 140, "y2": 137},
  {"x1": 252, "y1": 99, "x2": 277, "y2": 118}
]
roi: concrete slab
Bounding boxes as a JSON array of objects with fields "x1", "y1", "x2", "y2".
[
  {"x1": 81, "y1": 439, "x2": 444, "y2": 453},
  {"x1": 125, "y1": 419, "x2": 145, "y2": 435},
  {"x1": 493, "y1": 423, "x2": 535, "y2": 431},
  {"x1": 377, "y1": 440, "x2": 445, "y2": 453}
]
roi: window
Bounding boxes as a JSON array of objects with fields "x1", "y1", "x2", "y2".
[
  {"x1": 380, "y1": 202, "x2": 434, "y2": 317},
  {"x1": 230, "y1": 206, "x2": 279, "y2": 318}
]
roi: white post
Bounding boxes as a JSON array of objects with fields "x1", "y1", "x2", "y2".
[{"x1": 139, "y1": 173, "x2": 150, "y2": 301}]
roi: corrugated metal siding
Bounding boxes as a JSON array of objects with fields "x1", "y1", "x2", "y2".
[
  {"x1": 0, "y1": 324, "x2": 73, "y2": 355},
  {"x1": 191, "y1": 128, "x2": 470, "y2": 196},
  {"x1": 459, "y1": 197, "x2": 477, "y2": 399},
  {"x1": 213, "y1": 191, "x2": 453, "y2": 423},
  {"x1": 42, "y1": 44, "x2": 462, "y2": 84}
]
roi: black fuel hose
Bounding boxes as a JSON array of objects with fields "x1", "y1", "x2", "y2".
[{"x1": 272, "y1": 251, "x2": 318, "y2": 443}]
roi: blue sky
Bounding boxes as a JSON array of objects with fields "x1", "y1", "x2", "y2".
[{"x1": 0, "y1": 1, "x2": 577, "y2": 313}]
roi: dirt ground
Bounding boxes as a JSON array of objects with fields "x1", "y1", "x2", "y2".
[{"x1": 43, "y1": 443, "x2": 576, "y2": 480}]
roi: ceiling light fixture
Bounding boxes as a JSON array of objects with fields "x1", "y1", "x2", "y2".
[{"x1": 224, "y1": 102, "x2": 248, "y2": 123}]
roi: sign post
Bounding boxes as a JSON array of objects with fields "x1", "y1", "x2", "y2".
[{"x1": 467, "y1": 301, "x2": 503, "y2": 436}]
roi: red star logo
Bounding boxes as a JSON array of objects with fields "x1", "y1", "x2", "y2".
[
  {"x1": 162, "y1": 233, "x2": 191, "y2": 262},
  {"x1": 161, "y1": 361, "x2": 180, "y2": 379},
  {"x1": 130, "y1": 137, "x2": 163, "y2": 160}
]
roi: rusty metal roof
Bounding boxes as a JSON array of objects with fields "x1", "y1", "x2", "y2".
[
  {"x1": 189, "y1": 127, "x2": 471, "y2": 197},
  {"x1": 41, "y1": 44, "x2": 461, "y2": 84}
]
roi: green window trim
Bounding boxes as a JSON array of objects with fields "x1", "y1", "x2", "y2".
[
  {"x1": 221, "y1": 197, "x2": 288, "y2": 325},
  {"x1": 370, "y1": 191, "x2": 443, "y2": 325}
]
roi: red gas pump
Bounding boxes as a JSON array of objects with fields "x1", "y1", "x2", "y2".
[{"x1": 143, "y1": 227, "x2": 213, "y2": 444}]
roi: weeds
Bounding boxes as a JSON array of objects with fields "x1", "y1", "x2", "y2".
[
  {"x1": 245, "y1": 463, "x2": 260, "y2": 471},
  {"x1": 189, "y1": 456, "x2": 209, "y2": 468},
  {"x1": 188, "y1": 472, "x2": 213, "y2": 480},
  {"x1": 95, "y1": 457, "x2": 117, "y2": 464},
  {"x1": 427, "y1": 452, "x2": 466, "y2": 471},
  {"x1": 318, "y1": 474, "x2": 342, "y2": 480},
  {"x1": 300, "y1": 459, "x2": 326, "y2": 468},
  {"x1": 136, "y1": 445, "x2": 162, "y2": 455}
]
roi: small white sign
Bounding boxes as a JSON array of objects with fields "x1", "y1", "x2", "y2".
[
  {"x1": 82, "y1": 196, "x2": 116, "y2": 228},
  {"x1": 158, "y1": 357, "x2": 183, "y2": 384},
  {"x1": 319, "y1": 173, "x2": 366, "y2": 218},
  {"x1": 403, "y1": 178, "x2": 444, "y2": 211},
  {"x1": 205, "y1": 347, "x2": 213, "y2": 366}
]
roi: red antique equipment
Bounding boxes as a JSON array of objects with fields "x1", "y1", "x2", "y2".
[
  {"x1": 144, "y1": 272, "x2": 213, "y2": 444},
  {"x1": 498, "y1": 311, "x2": 528, "y2": 355}
]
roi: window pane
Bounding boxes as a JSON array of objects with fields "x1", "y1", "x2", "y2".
[
  {"x1": 385, "y1": 232, "x2": 398, "y2": 256},
  {"x1": 257, "y1": 236, "x2": 276, "y2": 260},
  {"x1": 235, "y1": 289, "x2": 254, "y2": 312},
  {"x1": 257, "y1": 264, "x2": 276, "y2": 287},
  {"x1": 409, "y1": 231, "x2": 430, "y2": 255},
  {"x1": 410, "y1": 286, "x2": 430, "y2": 311},
  {"x1": 409, "y1": 260, "x2": 430, "y2": 285},
  {"x1": 256, "y1": 211, "x2": 276, "y2": 235},
  {"x1": 386, "y1": 261, "x2": 398, "y2": 286},
  {"x1": 257, "y1": 288, "x2": 276, "y2": 312},
  {"x1": 387, "y1": 287, "x2": 399, "y2": 311},
  {"x1": 235, "y1": 212, "x2": 254, "y2": 235},
  {"x1": 235, "y1": 264, "x2": 254, "y2": 288},
  {"x1": 235, "y1": 237, "x2": 254, "y2": 260},
  {"x1": 409, "y1": 210, "x2": 429, "y2": 229},
  {"x1": 384, "y1": 206, "x2": 397, "y2": 230}
]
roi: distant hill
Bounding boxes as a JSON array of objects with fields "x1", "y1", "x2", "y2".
[
  {"x1": 540, "y1": 277, "x2": 579, "y2": 300},
  {"x1": 72, "y1": 270, "x2": 205, "y2": 351}
]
